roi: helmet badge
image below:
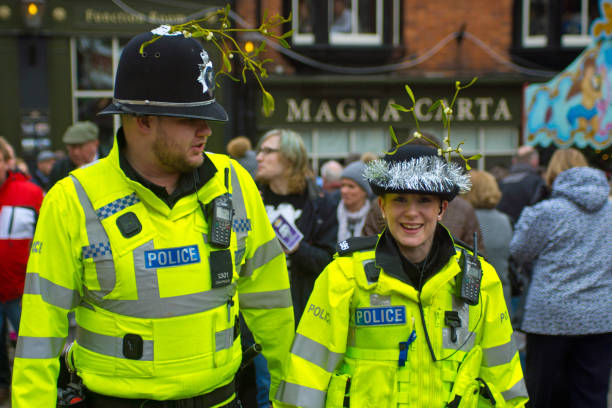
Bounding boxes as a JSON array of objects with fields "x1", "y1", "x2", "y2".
[
  {"x1": 198, "y1": 50, "x2": 215, "y2": 97},
  {"x1": 150, "y1": 25, "x2": 182, "y2": 36}
]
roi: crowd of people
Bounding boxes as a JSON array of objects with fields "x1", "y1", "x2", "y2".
[{"x1": 0, "y1": 27, "x2": 610, "y2": 408}]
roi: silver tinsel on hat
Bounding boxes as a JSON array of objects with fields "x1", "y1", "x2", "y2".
[{"x1": 364, "y1": 155, "x2": 471, "y2": 195}]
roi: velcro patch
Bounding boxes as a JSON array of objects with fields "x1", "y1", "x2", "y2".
[{"x1": 355, "y1": 306, "x2": 406, "y2": 326}]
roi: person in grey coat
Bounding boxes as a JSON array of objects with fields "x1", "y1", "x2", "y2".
[
  {"x1": 510, "y1": 148, "x2": 612, "y2": 408},
  {"x1": 463, "y1": 170, "x2": 512, "y2": 310}
]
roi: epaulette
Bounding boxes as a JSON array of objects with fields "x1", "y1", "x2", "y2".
[
  {"x1": 336, "y1": 235, "x2": 378, "y2": 256},
  {"x1": 453, "y1": 238, "x2": 485, "y2": 258}
]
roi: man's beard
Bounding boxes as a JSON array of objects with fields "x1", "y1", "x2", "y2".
[{"x1": 152, "y1": 132, "x2": 203, "y2": 173}]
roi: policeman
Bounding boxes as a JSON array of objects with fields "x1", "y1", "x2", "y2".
[
  {"x1": 274, "y1": 144, "x2": 529, "y2": 408},
  {"x1": 12, "y1": 28, "x2": 294, "y2": 407}
]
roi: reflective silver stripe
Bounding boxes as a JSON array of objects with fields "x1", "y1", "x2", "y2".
[
  {"x1": 240, "y1": 237, "x2": 283, "y2": 277},
  {"x1": 76, "y1": 326, "x2": 154, "y2": 360},
  {"x1": 501, "y1": 378, "x2": 529, "y2": 401},
  {"x1": 15, "y1": 336, "x2": 65, "y2": 359},
  {"x1": 73, "y1": 176, "x2": 238, "y2": 319},
  {"x1": 85, "y1": 282, "x2": 236, "y2": 319},
  {"x1": 229, "y1": 163, "x2": 248, "y2": 267},
  {"x1": 483, "y1": 337, "x2": 518, "y2": 367},
  {"x1": 71, "y1": 176, "x2": 116, "y2": 297},
  {"x1": 215, "y1": 327, "x2": 234, "y2": 352},
  {"x1": 240, "y1": 289, "x2": 292, "y2": 309},
  {"x1": 276, "y1": 381, "x2": 326, "y2": 408},
  {"x1": 23, "y1": 273, "x2": 80, "y2": 310},
  {"x1": 291, "y1": 333, "x2": 344, "y2": 373},
  {"x1": 113, "y1": 97, "x2": 216, "y2": 107},
  {"x1": 443, "y1": 296, "x2": 475, "y2": 350}
]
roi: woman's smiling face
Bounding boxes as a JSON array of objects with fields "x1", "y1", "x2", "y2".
[{"x1": 379, "y1": 193, "x2": 447, "y2": 263}]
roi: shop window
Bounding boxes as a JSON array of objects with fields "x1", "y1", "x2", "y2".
[
  {"x1": 297, "y1": 125, "x2": 515, "y2": 173},
  {"x1": 420, "y1": 125, "x2": 517, "y2": 171},
  {"x1": 71, "y1": 37, "x2": 129, "y2": 152},
  {"x1": 290, "y1": 0, "x2": 396, "y2": 50},
  {"x1": 297, "y1": 127, "x2": 389, "y2": 172}
]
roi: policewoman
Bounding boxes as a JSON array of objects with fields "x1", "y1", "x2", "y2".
[
  {"x1": 12, "y1": 28, "x2": 294, "y2": 407},
  {"x1": 274, "y1": 144, "x2": 528, "y2": 408}
]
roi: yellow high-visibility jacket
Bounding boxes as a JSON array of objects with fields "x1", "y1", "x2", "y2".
[
  {"x1": 275, "y1": 230, "x2": 528, "y2": 408},
  {"x1": 12, "y1": 137, "x2": 294, "y2": 407}
]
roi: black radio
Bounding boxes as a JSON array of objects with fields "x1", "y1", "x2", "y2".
[
  {"x1": 207, "y1": 193, "x2": 233, "y2": 248},
  {"x1": 456, "y1": 233, "x2": 482, "y2": 306}
]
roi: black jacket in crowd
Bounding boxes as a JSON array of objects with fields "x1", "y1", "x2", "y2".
[{"x1": 261, "y1": 179, "x2": 338, "y2": 326}]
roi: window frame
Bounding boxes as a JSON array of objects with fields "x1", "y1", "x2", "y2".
[
  {"x1": 70, "y1": 36, "x2": 123, "y2": 133},
  {"x1": 521, "y1": 0, "x2": 596, "y2": 49},
  {"x1": 522, "y1": 0, "x2": 548, "y2": 47},
  {"x1": 290, "y1": 0, "x2": 389, "y2": 47}
]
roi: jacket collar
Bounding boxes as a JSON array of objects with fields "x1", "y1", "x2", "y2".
[
  {"x1": 112, "y1": 128, "x2": 217, "y2": 209},
  {"x1": 375, "y1": 224, "x2": 457, "y2": 291}
]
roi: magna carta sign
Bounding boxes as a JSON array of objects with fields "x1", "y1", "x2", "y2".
[{"x1": 265, "y1": 96, "x2": 515, "y2": 125}]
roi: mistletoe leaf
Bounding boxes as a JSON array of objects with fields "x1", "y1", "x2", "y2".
[
  {"x1": 262, "y1": 90, "x2": 275, "y2": 117},
  {"x1": 405, "y1": 85, "x2": 415, "y2": 105},
  {"x1": 389, "y1": 125, "x2": 398, "y2": 146},
  {"x1": 390, "y1": 103, "x2": 410, "y2": 112}
]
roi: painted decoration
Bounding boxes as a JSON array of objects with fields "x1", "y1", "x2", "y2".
[{"x1": 524, "y1": 0, "x2": 612, "y2": 149}]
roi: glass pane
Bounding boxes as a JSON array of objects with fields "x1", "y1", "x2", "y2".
[
  {"x1": 354, "y1": 128, "x2": 387, "y2": 154},
  {"x1": 77, "y1": 38, "x2": 113, "y2": 90},
  {"x1": 449, "y1": 127, "x2": 478, "y2": 153},
  {"x1": 358, "y1": 0, "x2": 376, "y2": 34},
  {"x1": 317, "y1": 129, "x2": 349, "y2": 154},
  {"x1": 330, "y1": 0, "x2": 352, "y2": 33},
  {"x1": 77, "y1": 98, "x2": 114, "y2": 154},
  {"x1": 562, "y1": 0, "x2": 582, "y2": 34},
  {"x1": 297, "y1": 0, "x2": 314, "y2": 34},
  {"x1": 483, "y1": 127, "x2": 517, "y2": 151},
  {"x1": 299, "y1": 130, "x2": 313, "y2": 153},
  {"x1": 529, "y1": 0, "x2": 549, "y2": 36}
]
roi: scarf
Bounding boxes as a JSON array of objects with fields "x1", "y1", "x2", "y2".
[{"x1": 337, "y1": 199, "x2": 371, "y2": 242}]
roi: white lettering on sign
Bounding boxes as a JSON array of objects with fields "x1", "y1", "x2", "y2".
[
  {"x1": 314, "y1": 100, "x2": 334, "y2": 122},
  {"x1": 475, "y1": 97, "x2": 494, "y2": 120},
  {"x1": 287, "y1": 98, "x2": 311, "y2": 122},
  {"x1": 285, "y1": 97, "x2": 514, "y2": 123},
  {"x1": 337, "y1": 99, "x2": 356, "y2": 122}
]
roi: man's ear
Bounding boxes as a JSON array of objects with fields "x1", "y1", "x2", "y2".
[{"x1": 135, "y1": 115, "x2": 154, "y2": 132}]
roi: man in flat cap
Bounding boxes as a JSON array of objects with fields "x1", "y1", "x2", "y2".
[{"x1": 47, "y1": 121, "x2": 100, "y2": 188}]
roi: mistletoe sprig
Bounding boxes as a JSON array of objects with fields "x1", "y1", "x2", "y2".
[
  {"x1": 140, "y1": 5, "x2": 292, "y2": 117},
  {"x1": 389, "y1": 77, "x2": 482, "y2": 170}
]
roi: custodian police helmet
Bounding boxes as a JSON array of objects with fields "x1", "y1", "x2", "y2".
[{"x1": 99, "y1": 28, "x2": 228, "y2": 122}]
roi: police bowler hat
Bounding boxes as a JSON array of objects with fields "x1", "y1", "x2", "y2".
[{"x1": 99, "y1": 29, "x2": 228, "y2": 122}]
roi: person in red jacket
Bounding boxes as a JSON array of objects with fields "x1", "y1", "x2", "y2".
[{"x1": 0, "y1": 138, "x2": 43, "y2": 401}]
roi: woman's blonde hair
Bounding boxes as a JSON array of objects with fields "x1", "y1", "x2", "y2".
[
  {"x1": 464, "y1": 170, "x2": 501, "y2": 209},
  {"x1": 544, "y1": 148, "x2": 588, "y2": 188},
  {"x1": 256, "y1": 129, "x2": 313, "y2": 194}
]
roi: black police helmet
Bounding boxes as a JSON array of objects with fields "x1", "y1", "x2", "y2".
[{"x1": 99, "y1": 30, "x2": 228, "y2": 122}]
